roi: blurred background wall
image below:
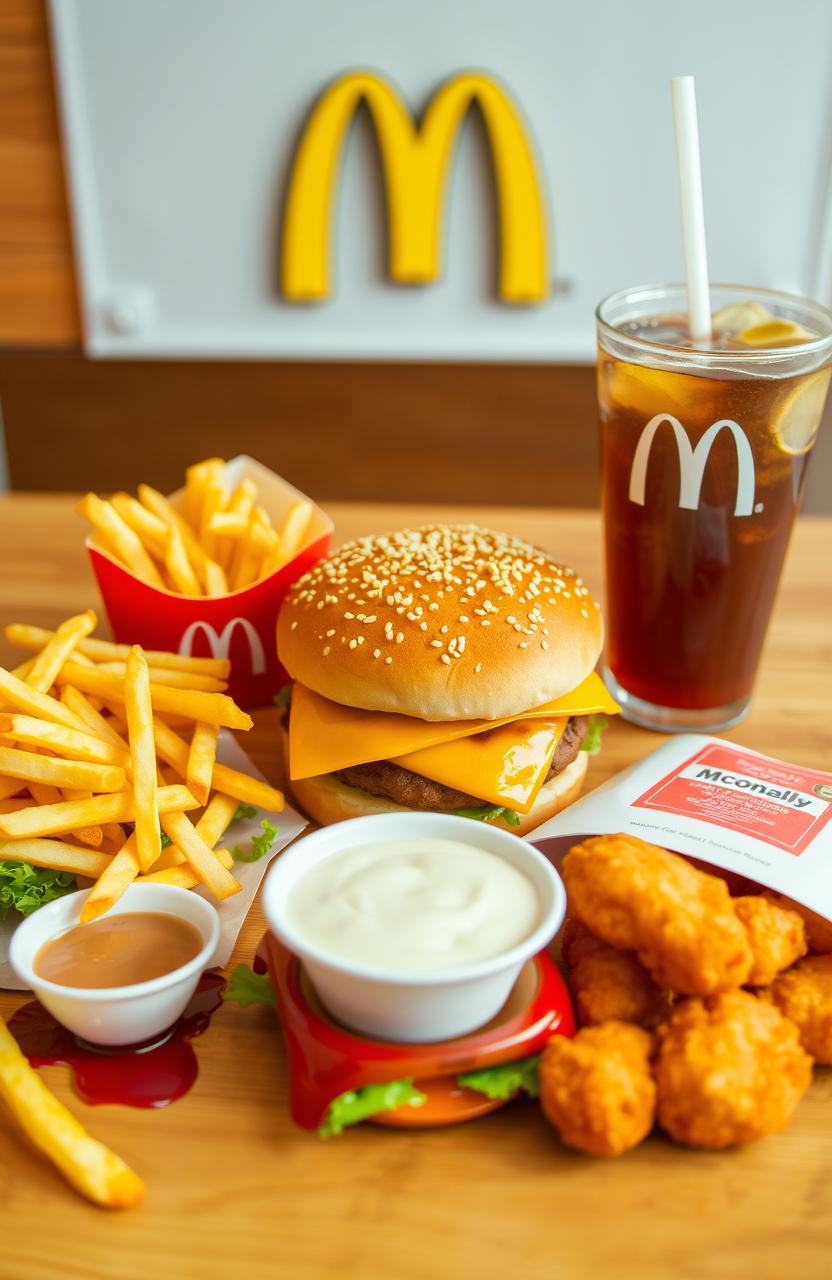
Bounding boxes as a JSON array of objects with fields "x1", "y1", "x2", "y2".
[{"x1": 1, "y1": 0, "x2": 830, "y2": 510}]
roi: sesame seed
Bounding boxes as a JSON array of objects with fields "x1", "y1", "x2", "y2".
[
  {"x1": 396, "y1": 632, "x2": 404, "y2": 644},
  {"x1": 440, "y1": 654, "x2": 452, "y2": 665},
  {"x1": 542, "y1": 639, "x2": 549, "y2": 650},
  {"x1": 323, "y1": 646, "x2": 330, "y2": 656},
  {"x1": 475, "y1": 662, "x2": 482, "y2": 673},
  {"x1": 326, "y1": 629, "x2": 336, "y2": 637},
  {"x1": 440, "y1": 625, "x2": 449, "y2": 635},
  {"x1": 344, "y1": 612, "x2": 354, "y2": 620},
  {"x1": 357, "y1": 636, "x2": 365, "y2": 645},
  {"x1": 429, "y1": 603, "x2": 439, "y2": 612},
  {"x1": 430, "y1": 640, "x2": 443, "y2": 648},
  {"x1": 365, "y1": 615, "x2": 377, "y2": 623},
  {"x1": 519, "y1": 641, "x2": 528, "y2": 649},
  {"x1": 480, "y1": 619, "x2": 490, "y2": 627},
  {"x1": 349, "y1": 639, "x2": 357, "y2": 650},
  {"x1": 384, "y1": 656, "x2": 393, "y2": 665},
  {"x1": 373, "y1": 648, "x2": 381, "y2": 658},
  {"x1": 419, "y1": 621, "x2": 428, "y2": 631},
  {"x1": 458, "y1": 615, "x2": 469, "y2": 624},
  {"x1": 290, "y1": 620, "x2": 298, "y2": 631}
]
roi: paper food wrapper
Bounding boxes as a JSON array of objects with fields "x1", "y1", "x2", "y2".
[
  {"x1": 529, "y1": 735, "x2": 832, "y2": 923},
  {"x1": 87, "y1": 455, "x2": 333, "y2": 709},
  {"x1": 0, "y1": 730, "x2": 307, "y2": 991}
]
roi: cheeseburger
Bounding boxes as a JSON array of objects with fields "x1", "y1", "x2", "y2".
[{"x1": 277, "y1": 524, "x2": 617, "y2": 834}]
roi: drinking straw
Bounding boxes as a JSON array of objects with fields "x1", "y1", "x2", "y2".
[{"x1": 671, "y1": 75, "x2": 711, "y2": 343}]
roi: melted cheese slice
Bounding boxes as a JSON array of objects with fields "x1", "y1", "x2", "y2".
[
  {"x1": 288, "y1": 672, "x2": 618, "y2": 784},
  {"x1": 392, "y1": 718, "x2": 568, "y2": 812}
]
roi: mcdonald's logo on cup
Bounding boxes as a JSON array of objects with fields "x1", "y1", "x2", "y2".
[
  {"x1": 281, "y1": 70, "x2": 550, "y2": 305},
  {"x1": 628, "y1": 413, "x2": 756, "y2": 517}
]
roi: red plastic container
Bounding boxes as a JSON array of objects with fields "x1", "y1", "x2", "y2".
[{"x1": 86, "y1": 456, "x2": 333, "y2": 709}]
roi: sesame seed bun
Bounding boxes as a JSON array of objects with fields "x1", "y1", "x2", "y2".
[
  {"x1": 277, "y1": 524, "x2": 603, "y2": 721},
  {"x1": 284, "y1": 735, "x2": 588, "y2": 836}
]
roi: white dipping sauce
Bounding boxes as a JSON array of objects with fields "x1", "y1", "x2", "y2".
[{"x1": 287, "y1": 837, "x2": 540, "y2": 972}]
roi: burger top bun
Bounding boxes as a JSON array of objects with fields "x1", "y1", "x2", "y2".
[{"x1": 277, "y1": 524, "x2": 603, "y2": 721}]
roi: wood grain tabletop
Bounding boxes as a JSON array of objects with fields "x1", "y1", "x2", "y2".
[{"x1": 0, "y1": 494, "x2": 830, "y2": 1280}]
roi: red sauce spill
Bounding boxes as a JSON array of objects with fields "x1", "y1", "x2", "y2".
[{"x1": 7, "y1": 972, "x2": 226, "y2": 1109}]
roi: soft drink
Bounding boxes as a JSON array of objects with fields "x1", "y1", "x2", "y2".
[{"x1": 597, "y1": 284, "x2": 832, "y2": 731}]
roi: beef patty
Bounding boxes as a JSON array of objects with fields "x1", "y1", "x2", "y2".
[{"x1": 334, "y1": 715, "x2": 588, "y2": 812}]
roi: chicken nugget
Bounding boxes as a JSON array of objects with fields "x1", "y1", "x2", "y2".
[
  {"x1": 766, "y1": 954, "x2": 832, "y2": 1063},
  {"x1": 762, "y1": 892, "x2": 832, "y2": 954},
  {"x1": 733, "y1": 895, "x2": 807, "y2": 985},
  {"x1": 539, "y1": 1021, "x2": 656, "y2": 1157},
  {"x1": 560, "y1": 917, "x2": 607, "y2": 967},
  {"x1": 569, "y1": 943, "x2": 669, "y2": 1028},
  {"x1": 562, "y1": 834, "x2": 752, "y2": 995},
  {"x1": 655, "y1": 991, "x2": 812, "y2": 1149}
]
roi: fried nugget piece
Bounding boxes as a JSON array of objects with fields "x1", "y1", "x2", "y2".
[
  {"x1": 564, "y1": 933, "x2": 669, "y2": 1028},
  {"x1": 539, "y1": 1021, "x2": 656, "y2": 1156},
  {"x1": 655, "y1": 991, "x2": 812, "y2": 1149},
  {"x1": 733, "y1": 895, "x2": 807, "y2": 985},
  {"x1": 766, "y1": 954, "x2": 832, "y2": 1063},
  {"x1": 762, "y1": 892, "x2": 832, "y2": 954},
  {"x1": 562, "y1": 835, "x2": 753, "y2": 995},
  {"x1": 560, "y1": 917, "x2": 606, "y2": 967}
]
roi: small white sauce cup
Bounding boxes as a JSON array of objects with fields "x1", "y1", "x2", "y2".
[
  {"x1": 9, "y1": 884, "x2": 221, "y2": 1047},
  {"x1": 263, "y1": 812, "x2": 566, "y2": 1043}
]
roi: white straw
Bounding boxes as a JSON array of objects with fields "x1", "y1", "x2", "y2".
[{"x1": 671, "y1": 75, "x2": 711, "y2": 343}]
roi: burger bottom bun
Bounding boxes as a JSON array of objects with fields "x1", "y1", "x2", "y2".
[{"x1": 281, "y1": 726, "x2": 588, "y2": 836}]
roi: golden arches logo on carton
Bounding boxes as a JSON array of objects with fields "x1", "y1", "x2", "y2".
[{"x1": 281, "y1": 70, "x2": 550, "y2": 305}]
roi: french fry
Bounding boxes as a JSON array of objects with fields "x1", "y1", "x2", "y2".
[
  {"x1": 0, "y1": 838, "x2": 112, "y2": 878},
  {"x1": 0, "y1": 799, "x2": 32, "y2": 815},
  {"x1": 184, "y1": 457, "x2": 223, "y2": 531},
  {"x1": 164, "y1": 524, "x2": 201, "y2": 596},
  {"x1": 54, "y1": 788, "x2": 104, "y2": 849},
  {"x1": 0, "y1": 745, "x2": 125, "y2": 793},
  {"x1": 110, "y1": 493, "x2": 169, "y2": 557},
  {"x1": 125, "y1": 648, "x2": 160, "y2": 872},
  {"x1": 80, "y1": 832, "x2": 140, "y2": 922},
  {"x1": 160, "y1": 811, "x2": 240, "y2": 899},
  {"x1": 0, "y1": 777, "x2": 24, "y2": 801},
  {"x1": 278, "y1": 498, "x2": 313, "y2": 562},
  {"x1": 199, "y1": 477, "x2": 228, "y2": 562},
  {"x1": 76, "y1": 493, "x2": 165, "y2": 589},
  {"x1": 0, "y1": 784, "x2": 196, "y2": 840},
  {"x1": 0, "y1": 1015, "x2": 144, "y2": 1208},
  {"x1": 206, "y1": 511, "x2": 248, "y2": 538},
  {"x1": 5, "y1": 626, "x2": 230, "y2": 678},
  {"x1": 194, "y1": 791, "x2": 239, "y2": 847},
  {"x1": 229, "y1": 513, "x2": 264, "y2": 591},
  {"x1": 137, "y1": 484, "x2": 211, "y2": 589},
  {"x1": 56, "y1": 663, "x2": 253, "y2": 731},
  {"x1": 141, "y1": 845, "x2": 234, "y2": 887},
  {"x1": 153, "y1": 719, "x2": 283, "y2": 811},
  {"x1": 0, "y1": 666, "x2": 93, "y2": 736},
  {"x1": 60, "y1": 686, "x2": 129, "y2": 748},
  {"x1": 187, "y1": 722, "x2": 218, "y2": 806},
  {"x1": 27, "y1": 780, "x2": 63, "y2": 807},
  {"x1": 203, "y1": 559, "x2": 228, "y2": 597},
  {"x1": 0, "y1": 714, "x2": 130, "y2": 768},
  {"x1": 94, "y1": 663, "x2": 227, "y2": 693},
  {"x1": 24, "y1": 610, "x2": 97, "y2": 693}
]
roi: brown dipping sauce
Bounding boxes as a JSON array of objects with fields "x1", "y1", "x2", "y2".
[{"x1": 35, "y1": 912, "x2": 204, "y2": 989}]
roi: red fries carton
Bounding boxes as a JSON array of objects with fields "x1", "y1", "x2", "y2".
[
  {"x1": 529, "y1": 735, "x2": 832, "y2": 925},
  {"x1": 86, "y1": 456, "x2": 333, "y2": 708}
]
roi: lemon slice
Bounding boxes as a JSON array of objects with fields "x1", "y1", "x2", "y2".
[
  {"x1": 771, "y1": 368, "x2": 831, "y2": 455},
  {"x1": 711, "y1": 302, "x2": 772, "y2": 335},
  {"x1": 737, "y1": 319, "x2": 815, "y2": 347}
]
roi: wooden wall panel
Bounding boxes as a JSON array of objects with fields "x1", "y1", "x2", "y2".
[
  {"x1": 0, "y1": 0, "x2": 80, "y2": 342},
  {"x1": 0, "y1": 350, "x2": 600, "y2": 505}
]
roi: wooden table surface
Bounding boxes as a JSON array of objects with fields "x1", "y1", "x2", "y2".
[{"x1": 0, "y1": 494, "x2": 830, "y2": 1280}]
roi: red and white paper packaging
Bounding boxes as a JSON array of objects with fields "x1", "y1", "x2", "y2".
[
  {"x1": 529, "y1": 735, "x2": 832, "y2": 924},
  {"x1": 86, "y1": 456, "x2": 333, "y2": 709}
]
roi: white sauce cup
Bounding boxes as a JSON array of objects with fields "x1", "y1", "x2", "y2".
[
  {"x1": 9, "y1": 884, "x2": 221, "y2": 1047},
  {"x1": 262, "y1": 812, "x2": 566, "y2": 1043}
]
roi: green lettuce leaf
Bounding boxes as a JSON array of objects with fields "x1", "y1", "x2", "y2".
[
  {"x1": 454, "y1": 805, "x2": 521, "y2": 827},
  {"x1": 222, "y1": 963, "x2": 276, "y2": 1008},
  {"x1": 319, "y1": 1080, "x2": 427, "y2": 1138},
  {"x1": 228, "y1": 802, "x2": 258, "y2": 826},
  {"x1": 0, "y1": 861, "x2": 77, "y2": 921},
  {"x1": 457, "y1": 1053, "x2": 541, "y2": 1100},
  {"x1": 231, "y1": 819, "x2": 279, "y2": 862},
  {"x1": 273, "y1": 683, "x2": 293, "y2": 709},
  {"x1": 579, "y1": 714, "x2": 608, "y2": 755}
]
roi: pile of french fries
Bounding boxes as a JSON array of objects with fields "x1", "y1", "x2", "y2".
[
  {"x1": 0, "y1": 608, "x2": 285, "y2": 920},
  {"x1": 77, "y1": 457, "x2": 314, "y2": 596}
]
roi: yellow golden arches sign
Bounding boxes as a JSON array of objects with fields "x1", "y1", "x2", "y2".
[{"x1": 281, "y1": 70, "x2": 550, "y2": 305}]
